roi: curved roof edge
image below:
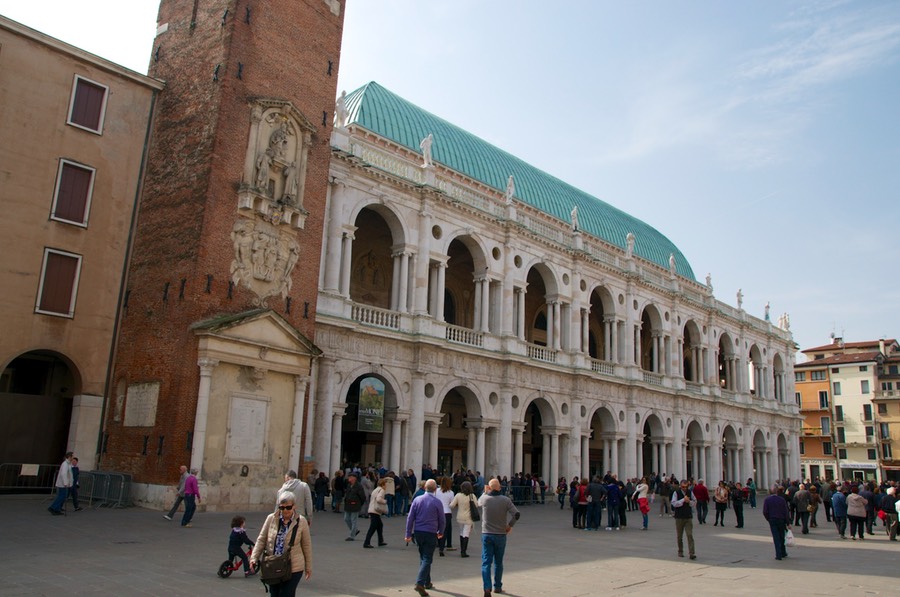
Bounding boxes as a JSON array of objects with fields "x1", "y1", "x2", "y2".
[{"x1": 343, "y1": 81, "x2": 695, "y2": 280}]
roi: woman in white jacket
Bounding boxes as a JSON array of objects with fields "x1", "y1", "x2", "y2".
[
  {"x1": 362, "y1": 478, "x2": 388, "y2": 548},
  {"x1": 449, "y1": 481, "x2": 478, "y2": 557},
  {"x1": 635, "y1": 477, "x2": 651, "y2": 530}
]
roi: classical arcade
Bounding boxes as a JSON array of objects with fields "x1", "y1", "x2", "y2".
[{"x1": 308, "y1": 83, "x2": 801, "y2": 486}]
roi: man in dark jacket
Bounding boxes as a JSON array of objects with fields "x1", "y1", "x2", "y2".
[
  {"x1": 881, "y1": 487, "x2": 898, "y2": 541},
  {"x1": 586, "y1": 477, "x2": 607, "y2": 530},
  {"x1": 763, "y1": 485, "x2": 790, "y2": 560},
  {"x1": 343, "y1": 472, "x2": 366, "y2": 540},
  {"x1": 859, "y1": 482, "x2": 876, "y2": 535},
  {"x1": 671, "y1": 479, "x2": 696, "y2": 559},
  {"x1": 606, "y1": 477, "x2": 621, "y2": 530}
]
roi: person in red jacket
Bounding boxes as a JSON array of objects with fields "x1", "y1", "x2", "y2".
[{"x1": 692, "y1": 479, "x2": 710, "y2": 524}]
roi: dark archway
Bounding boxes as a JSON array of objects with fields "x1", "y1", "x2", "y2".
[
  {"x1": 0, "y1": 351, "x2": 79, "y2": 464},
  {"x1": 340, "y1": 374, "x2": 398, "y2": 469}
]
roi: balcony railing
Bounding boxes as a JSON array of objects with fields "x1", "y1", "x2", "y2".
[
  {"x1": 590, "y1": 359, "x2": 615, "y2": 376},
  {"x1": 643, "y1": 371, "x2": 664, "y2": 386},
  {"x1": 686, "y1": 381, "x2": 703, "y2": 393},
  {"x1": 445, "y1": 324, "x2": 484, "y2": 348},
  {"x1": 351, "y1": 303, "x2": 400, "y2": 330},
  {"x1": 527, "y1": 343, "x2": 557, "y2": 363}
]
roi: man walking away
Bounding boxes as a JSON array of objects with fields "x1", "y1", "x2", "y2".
[
  {"x1": 163, "y1": 465, "x2": 188, "y2": 520},
  {"x1": 279, "y1": 470, "x2": 314, "y2": 522},
  {"x1": 405, "y1": 479, "x2": 445, "y2": 597},
  {"x1": 763, "y1": 486, "x2": 790, "y2": 560},
  {"x1": 831, "y1": 486, "x2": 848, "y2": 539},
  {"x1": 882, "y1": 488, "x2": 898, "y2": 541},
  {"x1": 180, "y1": 468, "x2": 201, "y2": 527},
  {"x1": 692, "y1": 479, "x2": 709, "y2": 524},
  {"x1": 792, "y1": 483, "x2": 811, "y2": 534},
  {"x1": 478, "y1": 478, "x2": 520, "y2": 597},
  {"x1": 671, "y1": 479, "x2": 696, "y2": 559}
]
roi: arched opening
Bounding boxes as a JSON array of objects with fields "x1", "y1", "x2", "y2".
[
  {"x1": 339, "y1": 374, "x2": 398, "y2": 469},
  {"x1": 748, "y1": 344, "x2": 764, "y2": 397},
  {"x1": 349, "y1": 207, "x2": 398, "y2": 309},
  {"x1": 718, "y1": 333, "x2": 736, "y2": 391},
  {"x1": 772, "y1": 353, "x2": 785, "y2": 402},
  {"x1": 0, "y1": 351, "x2": 79, "y2": 464},
  {"x1": 682, "y1": 320, "x2": 702, "y2": 382},
  {"x1": 435, "y1": 386, "x2": 482, "y2": 476},
  {"x1": 587, "y1": 286, "x2": 615, "y2": 360},
  {"x1": 524, "y1": 403, "x2": 543, "y2": 475},
  {"x1": 639, "y1": 305, "x2": 663, "y2": 373},
  {"x1": 588, "y1": 407, "x2": 617, "y2": 477},
  {"x1": 777, "y1": 433, "x2": 789, "y2": 482},
  {"x1": 443, "y1": 238, "x2": 484, "y2": 330},
  {"x1": 685, "y1": 420, "x2": 705, "y2": 480},
  {"x1": 642, "y1": 414, "x2": 665, "y2": 475},
  {"x1": 722, "y1": 425, "x2": 740, "y2": 482},
  {"x1": 443, "y1": 289, "x2": 457, "y2": 325},
  {"x1": 524, "y1": 266, "x2": 552, "y2": 346},
  {"x1": 752, "y1": 429, "x2": 767, "y2": 488}
]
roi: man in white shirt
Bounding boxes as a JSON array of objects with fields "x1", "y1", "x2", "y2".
[{"x1": 48, "y1": 452, "x2": 74, "y2": 515}]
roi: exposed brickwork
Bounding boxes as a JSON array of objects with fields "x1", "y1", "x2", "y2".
[{"x1": 104, "y1": 0, "x2": 344, "y2": 484}]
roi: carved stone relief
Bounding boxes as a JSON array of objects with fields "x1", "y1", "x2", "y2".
[{"x1": 230, "y1": 217, "x2": 300, "y2": 305}]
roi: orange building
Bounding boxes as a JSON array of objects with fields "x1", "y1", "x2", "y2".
[{"x1": 794, "y1": 359, "x2": 836, "y2": 481}]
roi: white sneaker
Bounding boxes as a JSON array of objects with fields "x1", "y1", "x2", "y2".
[
  {"x1": 163, "y1": 515, "x2": 172, "y2": 520},
  {"x1": 605, "y1": 527, "x2": 612, "y2": 531}
]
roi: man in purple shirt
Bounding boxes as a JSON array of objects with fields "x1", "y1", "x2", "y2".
[
  {"x1": 181, "y1": 468, "x2": 201, "y2": 527},
  {"x1": 405, "y1": 479, "x2": 445, "y2": 596},
  {"x1": 763, "y1": 485, "x2": 790, "y2": 560}
]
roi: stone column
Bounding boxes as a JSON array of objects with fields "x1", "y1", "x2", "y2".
[
  {"x1": 603, "y1": 439, "x2": 611, "y2": 473},
  {"x1": 390, "y1": 418, "x2": 402, "y2": 473},
  {"x1": 603, "y1": 317, "x2": 613, "y2": 360},
  {"x1": 481, "y1": 278, "x2": 491, "y2": 333},
  {"x1": 513, "y1": 428, "x2": 523, "y2": 474},
  {"x1": 314, "y1": 358, "x2": 336, "y2": 473},
  {"x1": 516, "y1": 288, "x2": 526, "y2": 341},
  {"x1": 611, "y1": 438, "x2": 619, "y2": 477},
  {"x1": 476, "y1": 427, "x2": 486, "y2": 475},
  {"x1": 542, "y1": 433, "x2": 551, "y2": 482},
  {"x1": 700, "y1": 444, "x2": 707, "y2": 481},
  {"x1": 189, "y1": 358, "x2": 219, "y2": 477},
  {"x1": 499, "y1": 389, "x2": 513, "y2": 477},
  {"x1": 651, "y1": 441, "x2": 659, "y2": 474},
  {"x1": 429, "y1": 421, "x2": 440, "y2": 468},
  {"x1": 330, "y1": 411, "x2": 343, "y2": 477},
  {"x1": 288, "y1": 375, "x2": 308, "y2": 472},
  {"x1": 550, "y1": 433, "x2": 560, "y2": 487},
  {"x1": 407, "y1": 375, "x2": 425, "y2": 474},
  {"x1": 467, "y1": 426, "x2": 476, "y2": 468},
  {"x1": 581, "y1": 435, "x2": 590, "y2": 479},
  {"x1": 546, "y1": 300, "x2": 554, "y2": 349},
  {"x1": 414, "y1": 210, "x2": 432, "y2": 314},
  {"x1": 625, "y1": 416, "x2": 636, "y2": 477},
  {"x1": 340, "y1": 231, "x2": 354, "y2": 298},
  {"x1": 398, "y1": 251, "x2": 410, "y2": 312},
  {"x1": 435, "y1": 262, "x2": 447, "y2": 322},
  {"x1": 322, "y1": 181, "x2": 344, "y2": 292},
  {"x1": 583, "y1": 309, "x2": 591, "y2": 355},
  {"x1": 473, "y1": 277, "x2": 483, "y2": 329},
  {"x1": 382, "y1": 418, "x2": 393, "y2": 464},
  {"x1": 635, "y1": 437, "x2": 644, "y2": 478}
]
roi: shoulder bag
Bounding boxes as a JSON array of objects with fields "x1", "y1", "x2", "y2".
[
  {"x1": 469, "y1": 495, "x2": 481, "y2": 522},
  {"x1": 260, "y1": 522, "x2": 299, "y2": 585}
]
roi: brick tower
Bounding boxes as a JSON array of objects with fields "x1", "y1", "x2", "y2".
[{"x1": 104, "y1": 0, "x2": 345, "y2": 508}]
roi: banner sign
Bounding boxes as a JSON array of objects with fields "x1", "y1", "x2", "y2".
[{"x1": 358, "y1": 377, "x2": 384, "y2": 433}]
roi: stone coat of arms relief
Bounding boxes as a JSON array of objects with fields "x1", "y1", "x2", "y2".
[{"x1": 231, "y1": 99, "x2": 315, "y2": 304}]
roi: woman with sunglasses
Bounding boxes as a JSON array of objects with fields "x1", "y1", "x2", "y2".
[{"x1": 251, "y1": 491, "x2": 312, "y2": 596}]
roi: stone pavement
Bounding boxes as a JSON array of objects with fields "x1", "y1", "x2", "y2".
[{"x1": 2, "y1": 494, "x2": 897, "y2": 596}]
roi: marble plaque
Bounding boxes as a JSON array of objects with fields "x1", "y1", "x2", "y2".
[
  {"x1": 226, "y1": 394, "x2": 268, "y2": 463},
  {"x1": 124, "y1": 382, "x2": 159, "y2": 427}
]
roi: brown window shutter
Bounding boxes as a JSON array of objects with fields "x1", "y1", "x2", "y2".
[
  {"x1": 39, "y1": 252, "x2": 79, "y2": 315},
  {"x1": 55, "y1": 163, "x2": 92, "y2": 223},
  {"x1": 70, "y1": 79, "x2": 106, "y2": 131}
]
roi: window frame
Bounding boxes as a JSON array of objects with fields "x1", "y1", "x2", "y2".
[
  {"x1": 823, "y1": 441, "x2": 833, "y2": 455},
  {"x1": 66, "y1": 74, "x2": 109, "y2": 135},
  {"x1": 818, "y1": 390, "x2": 829, "y2": 409},
  {"x1": 34, "y1": 248, "x2": 83, "y2": 318},
  {"x1": 50, "y1": 158, "x2": 96, "y2": 227},
  {"x1": 861, "y1": 379, "x2": 870, "y2": 395},
  {"x1": 833, "y1": 381, "x2": 842, "y2": 396}
]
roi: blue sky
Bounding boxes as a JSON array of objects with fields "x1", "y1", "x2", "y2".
[{"x1": 4, "y1": 0, "x2": 898, "y2": 358}]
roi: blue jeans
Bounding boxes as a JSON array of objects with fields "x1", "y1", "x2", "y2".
[
  {"x1": 315, "y1": 492, "x2": 326, "y2": 511},
  {"x1": 50, "y1": 487, "x2": 68, "y2": 512},
  {"x1": 344, "y1": 511, "x2": 359, "y2": 538},
  {"x1": 586, "y1": 501, "x2": 602, "y2": 529},
  {"x1": 607, "y1": 504, "x2": 620, "y2": 528},
  {"x1": 414, "y1": 531, "x2": 437, "y2": 586},
  {"x1": 482, "y1": 533, "x2": 507, "y2": 591},
  {"x1": 397, "y1": 493, "x2": 409, "y2": 515},
  {"x1": 696, "y1": 501, "x2": 708, "y2": 524},
  {"x1": 181, "y1": 494, "x2": 196, "y2": 526},
  {"x1": 268, "y1": 571, "x2": 303, "y2": 596},
  {"x1": 768, "y1": 519, "x2": 787, "y2": 558},
  {"x1": 386, "y1": 494, "x2": 395, "y2": 516}
]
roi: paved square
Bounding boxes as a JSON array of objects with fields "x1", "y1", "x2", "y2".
[{"x1": 1, "y1": 495, "x2": 896, "y2": 595}]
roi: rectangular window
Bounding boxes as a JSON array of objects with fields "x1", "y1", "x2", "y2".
[
  {"x1": 823, "y1": 442, "x2": 833, "y2": 455},
  {"x1": 821, "y1": 417, "x2": 830, "y2": 435},
  {"x1": 795, "y1": 392, "x2": 801, "y2": 406},
  {"x1": 885, "y1": 443, "x2": 893, "y2": 459},
  {"x1": 861, "y1": 380, "x2": 870, "y2": 394},
  {"x1": 865, "y1": 425, "x2": 874, "y2": 437},
  {"x1": 863, "y1": 404, "x2": 873, "y2": 421},
  {"x1": 859, "y1": 365, "x2": 868, "y2": 372},
  {"x1": 35, "y1": 248, "x2": 82, "y2": 317},
  {"x1": 867, "y1": 449, "x2": 877, "y2": 460},
  {"x1": 835, "y1": 405, "x2": 843, "y2": 421},
  {"x1": 818, "y1": 391, "x2": 829, "y2": 409},
  {"x1": 831, "y1": 368, "x2": 840, "y2": 374},
  {"x1": 811, "y1": 371, "x2": 826, "y2": 381},
  {"x1": 837, "y1": 427, "x2": 846, "y2": 443},
  {"x1": 838, "y1": 448, "x2": 847, "y2": 459},
  {"x1": 878, "y1": 403, "x2": 888, "y2": 415},
  {"x1": 799, "y1": 440, "x2": 805, "y2": 455},
  {"x1": 67, "y1": 75, "x2": 108, "y2": 134},
  {"x1": 833, "y1": 381, "x2": 842, "y2": 396},
  {"x1": 884, "y1": 382, "x2": 894, "y2": 391},
  {"x1": 881, "y1": 422, "x2": 890, "y2": 437},
  {"x1": 795, "y1": 372, "x2": 806, "y2": 382},
  {"x1": 890, "y1": 365, "x2": 899, "y2": 375},
  {"x1": 50, "y1": 160, "x2": 95, "y2": 226}
]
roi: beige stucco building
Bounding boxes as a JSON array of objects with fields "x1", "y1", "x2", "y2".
[{"x1": 0, "y1": 16, "x2": 162, "y2": 469}]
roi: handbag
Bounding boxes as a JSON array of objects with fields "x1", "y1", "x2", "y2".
[
  {"x1": 807, "y1": 504, "x2": 815, "y2": 513},
  {"x1": 785, "y1": 528, "x2": 795, "y2": 547},
  {"x1": 260, "y1": 523, "x2": 299, "y2": 585},
  {"x1": 469, "y1": 495, "x2": 481, "y2": 522}
]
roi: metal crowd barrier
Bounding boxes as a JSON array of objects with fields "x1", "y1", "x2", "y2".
[
  {"x1": 0, "y1": 463, "x2": 59, "y2": 492},
  {"x1": 0, "y1": 464, "x2": 132, "y2": 508}
]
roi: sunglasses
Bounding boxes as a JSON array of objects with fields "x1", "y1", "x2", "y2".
[{"x1": 278, "y1": 505, "x2": 294, "y2": 510}]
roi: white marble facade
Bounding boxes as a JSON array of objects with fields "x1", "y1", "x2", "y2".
[{"x1": 309, "y1": 127, "x2": 801, "y2": 487}]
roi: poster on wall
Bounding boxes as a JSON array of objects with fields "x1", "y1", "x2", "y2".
[{"x1": 358, "y1": 377, "x2": 384, "y2": 433}]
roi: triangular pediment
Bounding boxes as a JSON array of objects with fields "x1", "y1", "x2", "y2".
[{"x1": 191, "y1": 309, "x2": 320, "y2": 357}]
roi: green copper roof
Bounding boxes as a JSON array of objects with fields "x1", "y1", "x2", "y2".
[{"x1": 343, "y1": 82, "x2": 695, "y2": 279}]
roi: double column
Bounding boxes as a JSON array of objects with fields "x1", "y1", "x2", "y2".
[
  {"x1": 467, "y1": 420, "x2": 488, "y2": 474},
  {"x1": 390, "y1": 248, "x2": 413, "y2": 312},
  {"x1": 546, "y1": 300, "x2": 561, "y2": 351},
  {"x1": 514, "y1": 287, "x2": 527, "y2": 340},
  {"x1": 473, "y1": 275, "x2": 492, "y2": 333},
  {"x1": 428, "y1": 260, "x2": 448, "y2": 321}
]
